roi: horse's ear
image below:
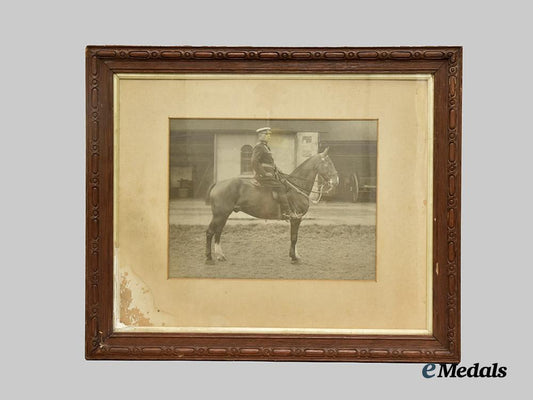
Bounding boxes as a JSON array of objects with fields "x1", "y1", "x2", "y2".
[{"x1": 322, "y1": 147, "x2": 329, "y2": 155}]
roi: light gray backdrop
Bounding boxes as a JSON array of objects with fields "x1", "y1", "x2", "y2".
[{"x1": 2, "y1": 0, "x2": 531, "y2": 398}]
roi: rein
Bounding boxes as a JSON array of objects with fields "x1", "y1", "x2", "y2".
[
  {"x1": 283, "y1": 179, "x2": 324, "y2": 204},
  {"x1": 279, "y1": 172, "x2": 331, "y2": 205}
]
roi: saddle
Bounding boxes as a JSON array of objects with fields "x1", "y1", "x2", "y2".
[
  {"x1": 247, "y1": 176, "x2": 298, "y2": 219},
  {"x1": 250, "y1": 178, "x2": 280, "y2": 200}
]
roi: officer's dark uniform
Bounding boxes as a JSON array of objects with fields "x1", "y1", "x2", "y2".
[{"x1": 251, "y1": 139, "x2": 293, "y2": 219}]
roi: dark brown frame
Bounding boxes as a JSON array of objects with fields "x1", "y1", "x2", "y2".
[{"x1": 86, "y1": 46, "x2": 461, "y2": 362}]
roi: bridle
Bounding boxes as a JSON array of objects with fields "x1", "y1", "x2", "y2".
[{"x1": 278, "y1": 157, "x2": 337, "y2": 204}]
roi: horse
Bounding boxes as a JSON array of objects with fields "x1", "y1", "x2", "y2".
[{"x1": 205, "y1": 148, "x2": 339, "y2": 264}]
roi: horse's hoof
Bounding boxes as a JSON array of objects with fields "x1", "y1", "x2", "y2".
[
  {"x1": 290, "y1": 258, "x2": 301, "y2": 264},
  {"x1": 205, "y1": 258, "x2": 215, "y2": 265},
  {"x1": 216, "y1": 255, "x2": 227, "y2": 262}
]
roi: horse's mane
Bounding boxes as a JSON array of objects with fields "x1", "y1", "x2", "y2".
[{"x1": 290, "y1": 153, "x2": 322, "y2": 177}]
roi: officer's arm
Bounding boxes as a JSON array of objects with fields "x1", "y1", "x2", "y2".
[{"x1": 251, "y1": 146, "x2": 266, "y2": 175}]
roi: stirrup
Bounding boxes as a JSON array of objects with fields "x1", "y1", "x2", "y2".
[{"x1": 281, "y1": 211, "x2": 300, "y2": 220}]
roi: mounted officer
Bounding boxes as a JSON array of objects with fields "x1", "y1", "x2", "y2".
[{"x1": 251, "y1": 127, "x2": 297, "y2": 220}]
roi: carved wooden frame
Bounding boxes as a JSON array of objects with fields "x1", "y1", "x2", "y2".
[{"x1": 85, "y1": 46, "x2": 461, "y2": 362}]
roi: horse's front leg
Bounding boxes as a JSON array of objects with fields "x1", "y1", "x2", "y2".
[{"x1": 289, "y1": 218, "x2": 302, "y2": 264}]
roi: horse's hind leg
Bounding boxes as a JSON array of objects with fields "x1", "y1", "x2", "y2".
[
  {"x1": 206, "y1": 219, "x2": 216, "y2": 264},
  {"x1": 213, "y1": 213, "x2": 231, "y2": 261},
  {"x1": 206, "y1": 212, "x2": 231, "y2": 263}
]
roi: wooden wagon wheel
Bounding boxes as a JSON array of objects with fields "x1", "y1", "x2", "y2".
[{"x1": 350, "y1": 173, "x2": 359, "y2": 203}]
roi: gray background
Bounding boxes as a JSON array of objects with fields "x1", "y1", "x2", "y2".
[{"x1": 2, "y1": 0, "x2": 531, "y2": 398}]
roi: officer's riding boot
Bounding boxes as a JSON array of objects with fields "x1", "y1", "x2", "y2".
[{"x1": 277, "y1": 189, "x2": 295, "y2": 220}]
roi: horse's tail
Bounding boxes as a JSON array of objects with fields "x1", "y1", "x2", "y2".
[{"x1": 205, "y1": 182, "x2": 216, "y2": 205}]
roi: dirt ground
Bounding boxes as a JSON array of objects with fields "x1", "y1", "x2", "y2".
[{"x1": 169, "y1": 223, "x2": 375, "y2": 280}]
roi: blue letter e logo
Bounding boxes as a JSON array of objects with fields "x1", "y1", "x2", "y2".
[{"x1": 422, "y1": 363, "x2": 436, "y2": 378}]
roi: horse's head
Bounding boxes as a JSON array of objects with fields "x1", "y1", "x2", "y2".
[{"x1": 316, "y1": 148, "x2": 339, "y2": 192}]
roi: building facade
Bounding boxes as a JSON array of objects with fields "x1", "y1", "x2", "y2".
[{"x1": 169, "y1": 119, "x2": 377, "y2": 201}]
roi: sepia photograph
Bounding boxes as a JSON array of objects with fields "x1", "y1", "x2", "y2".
[{"x1": 169, "y1": 119, "x2": 377, "y2": 280}]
